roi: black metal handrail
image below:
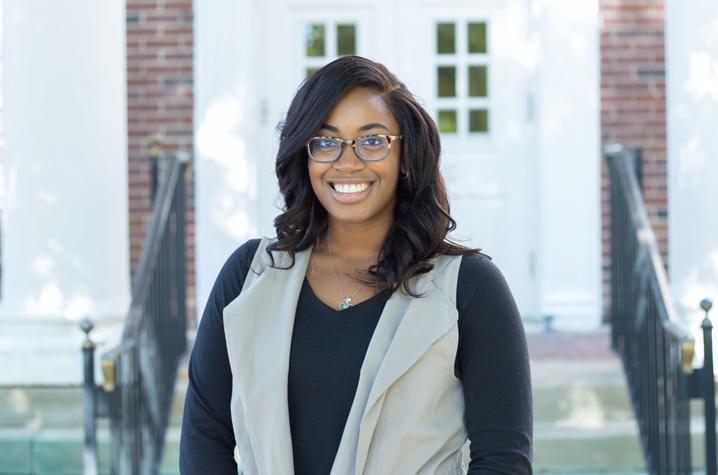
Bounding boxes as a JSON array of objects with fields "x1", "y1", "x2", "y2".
[
  {"x1": 605, "y1": 144, "x2": 715, "y2": 474},
  {"x1": 81, "y1": 154, "x2": 189, "y2": 474}
]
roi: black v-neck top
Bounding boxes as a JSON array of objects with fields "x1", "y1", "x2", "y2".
[
  {"x1": 179, "y1": 239, "x2": 532, "y2": 474},
  {"x1": 289, "y1": 278, "x2": 389, "y2": 473}
]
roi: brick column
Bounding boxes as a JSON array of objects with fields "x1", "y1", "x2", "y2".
[
  {"x1": 126, "y1": 0, "x2": 196, "y2": 325},
  {"x1": 600, "y1": 0, "x2": 668, "y2": 320}
]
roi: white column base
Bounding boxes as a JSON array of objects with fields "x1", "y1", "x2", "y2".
[
  {"x1": 0, "y1": 311, "x2": 126, "y2": 386},
  {"x1": 542, "y1": 292, "x2": 603, "y2": 332}
]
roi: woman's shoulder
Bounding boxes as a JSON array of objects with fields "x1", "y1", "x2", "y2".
[
  {"x1": 456, "y1": 251, "x2": 516, "y2": 314},
  {"x1": 234, "y1": 237, "x2": 263, "y2": 267},
  {"x1": 458, "y1": 250, "x2": 494, "y2": 278},
  {"x1": 220, "y1": 238, "x2": 263, "y2": 276},
  {"x1": 210, "y1": 238, "x2": 264, "y2": 310}
]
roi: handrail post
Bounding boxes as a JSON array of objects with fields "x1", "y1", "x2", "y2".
[
  {"x1": 80, "y1": 319, "x2": 99, "y2": 475},
  {"x1": 702, "y1": 299, "x2": 716, "y2": 475},
  {"x1": 148, "y1": 134, "x2": 163, "y2": 203}
]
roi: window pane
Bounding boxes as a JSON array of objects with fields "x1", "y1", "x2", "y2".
[
  {"x1": 468, "y1": 22, "x2": 487, "y2": 53},
  {"x1": 306, "y1": 67, "x2": 319, "y2": 78},
  {"x1": 337, "y1": 24, "x2": 356, "y2": 55},
  {"x1": 437, "y1": 67, "x2": 456, "y2": 97},
  {"x1": 438, "y1": 110, "x2": 457, "y2": 133},
  {"x1": 468, "y1": 65, "x2": 488, "y2": 97},
  {"x1": 306, "y1": 24, "x2": 325, "y2": 57},
  {"x1": 436, "y1": 23, "x2": 455, "y2": 54},
  {"x1": 469, "y1": 109, "x2": 489, "y2": 132}
]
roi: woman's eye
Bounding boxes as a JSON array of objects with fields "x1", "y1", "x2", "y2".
[
  {"x1": 318, "y1": 139, "x2": 337, "y2": 147},
  {"x1": 360, "y1": 137, "x2": 382, "y2": 147}
]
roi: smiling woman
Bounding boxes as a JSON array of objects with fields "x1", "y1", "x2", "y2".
[{"x1": 180, "y1": 56, "x2": 533, "y2": 474}]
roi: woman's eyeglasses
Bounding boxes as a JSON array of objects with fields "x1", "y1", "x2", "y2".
[{"x1": 306, "y1": 134, "x2": 402, "y2": 163}]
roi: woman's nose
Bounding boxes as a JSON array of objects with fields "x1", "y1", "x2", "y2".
[{"x1": 333, "y1": 143, "x2": 364, "y2": 170}]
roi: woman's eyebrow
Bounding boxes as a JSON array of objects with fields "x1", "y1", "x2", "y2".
[{"x1": 319, "y1": 122, "x2": 390, "y2": 133}]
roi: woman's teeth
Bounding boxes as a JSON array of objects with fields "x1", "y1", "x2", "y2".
[{"x1": 333, "y1": 182, "x2": 371, "y2": 193}]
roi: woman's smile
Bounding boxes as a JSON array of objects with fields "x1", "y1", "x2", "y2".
[{"x1": 327, "y1": 180, "x2": 377, "y2": 204}]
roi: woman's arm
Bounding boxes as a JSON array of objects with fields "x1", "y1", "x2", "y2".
[
  {"x1": 455, "y1": 254, "x2": 533, "y2": 474},
  {"x1": 179, "y1": 239, "x2": 261, "y2": 474}
]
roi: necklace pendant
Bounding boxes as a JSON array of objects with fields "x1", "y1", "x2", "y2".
[{"x1": 339, "y1": 297, "x2": 353, "y2": 310}]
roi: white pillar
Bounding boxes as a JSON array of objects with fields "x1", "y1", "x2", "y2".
[
  {"x1": 0, "y1": 0, "x2": 129, "y2": 384},
  {"x1": 194, "y1": 0, "x2": 265, "y2": 325},
  {"x1": 0, "y1": 1, "x2": 4, "y2": 221},
  {"x1": 665, "y1": 0, "x2": 718, "y2": 326},
  {"x1": 535, "y1": 0, "x2": 602, "y2": 330}
]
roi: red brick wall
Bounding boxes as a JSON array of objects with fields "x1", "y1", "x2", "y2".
[
  {"x1": 600, "y1": 0, "x2": 668, "y2": 320},
  {"x1": 126, "y1": 0, "x2": 196, "y2": 325}
]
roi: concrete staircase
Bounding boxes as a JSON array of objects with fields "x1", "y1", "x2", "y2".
[{"x1": 0, "y1": 330, "x2": 706, "y2": 474}]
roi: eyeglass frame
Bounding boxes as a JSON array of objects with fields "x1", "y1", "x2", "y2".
[{"x1": 305, "y1": 134, "x2": 403, "y2": 163}]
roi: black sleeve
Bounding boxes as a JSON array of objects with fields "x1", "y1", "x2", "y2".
[
  {"x1": 179, "y1": 238, "x2": 261, "y2": 474},
  {"x1": 455, "y1": 253, "x2": 533, "y2": 474}
]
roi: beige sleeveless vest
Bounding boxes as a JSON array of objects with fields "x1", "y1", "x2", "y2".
[{"x1": 223, "y1": 236, "x2": 468, "y2": 475}]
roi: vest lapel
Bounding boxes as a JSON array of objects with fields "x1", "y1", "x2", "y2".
[
  {"x1": 330, "y1": 256, "x2": 460, "y2": 475},
  {"x1": 224, "y1": 241, "x2": 311, "y2": 475}
]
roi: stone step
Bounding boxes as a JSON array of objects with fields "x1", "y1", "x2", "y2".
[
  {"x1": 0, "y1": 428, "x2": 180, "y2": 475},
  {"x1": 7, "y1": 426, "x2": 711, "y2": 474},
  {"x1": 0, "y1": 386, "x2": 186, "y2": 430},
  {"x1": 0, "y1": 382, "x2": 649, "y2": 428},
  {"x1": 0, "y1": 426, "x2": 649, "y2": 475},
  {"x1": 0, "y1": 377, "x2": 647, "y2": 429}
]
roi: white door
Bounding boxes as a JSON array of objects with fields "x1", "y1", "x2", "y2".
[
  {"x1": 398, "y1": 1, "x2": 540, "y2": 318},
  {"x1": 260, "y1": 0, "x2": 539, "y2": 318}
]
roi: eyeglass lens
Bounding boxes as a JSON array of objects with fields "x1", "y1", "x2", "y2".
[{"x1": 308, "y1": 136, "x2": 391, "y2": 162}]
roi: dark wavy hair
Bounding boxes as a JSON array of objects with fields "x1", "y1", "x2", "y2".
[{"x1": 267, "y1": 55, "x2": 483, "y2": 297}]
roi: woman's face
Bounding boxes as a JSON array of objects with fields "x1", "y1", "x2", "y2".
[{"x1": 308, "y1": 87, "x2": 401, "y2": 228}]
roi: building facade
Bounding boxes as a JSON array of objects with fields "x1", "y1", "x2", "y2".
[{"x1": 2, "y1": 0, "x2": 715, "y2": 384}]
